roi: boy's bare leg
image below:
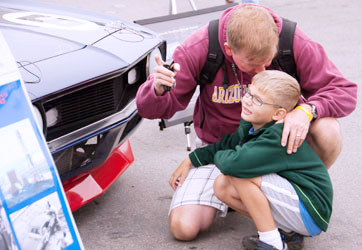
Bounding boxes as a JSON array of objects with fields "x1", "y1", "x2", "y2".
[
  {"x1": 214, "y1": 175, "x2": 250, "y2": 217},
  {"x1": 215, "y1": 174, "x2": 274, "y2": 230},
  {"x1": 307, "y1": 117, "x2": 342, "y2": 169},
  {"x1": 215, "y1": 174, "x2": 275, "y2": 231},
  {"x1": 227, "y1": 176, "x2": 276, "y2": 232},
  {"x1": 215, "y1": 175, "x2": 284, "y2": 249},
  {"x1": 169, "y1": 204, "x2": 217, "y2": 241}
]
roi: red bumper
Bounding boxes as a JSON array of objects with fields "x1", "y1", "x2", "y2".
[{"x1": 62, "y1": 140, "x2": 134, "y2": 211}]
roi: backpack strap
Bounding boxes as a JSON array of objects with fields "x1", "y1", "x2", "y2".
[
  {"x1": 271, "y1": 18, "x2": 298, "y2": 81},
  {"x1": 199, "y1": 19, "x2": 225, "y2": 86}
]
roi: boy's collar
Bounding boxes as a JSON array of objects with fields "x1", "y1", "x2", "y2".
[
  {"x1": 241, "y1": 119, "x2": 276, "y2": 135},
  {"x1": 258, "y1": 120, "x2": 277, "y2": 130},
  {"x1": 248, "y1": 127, "x2": 255, "y2": 134}
]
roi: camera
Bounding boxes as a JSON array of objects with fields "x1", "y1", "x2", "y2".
[{"x1": 163, "y1": 60, "x2": 176, "y2": 92}]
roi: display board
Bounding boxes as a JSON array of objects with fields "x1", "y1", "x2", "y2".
[{"x1": 0, "y1": 31, "x2": 83, "y2": 250}]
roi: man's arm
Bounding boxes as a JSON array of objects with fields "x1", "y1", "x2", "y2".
[
  {"x1": 280, "y1": 103, "x2": 312, "y2": 154},
  {"x1": 281, "y1": 28, "x2": 357, "y2": 153},
  {"x1": 294, "y1": 28, "x2": 357, "y2": 117},
  {"x1": 136, "y1": 39, "x2": 204, "y2": 120}
]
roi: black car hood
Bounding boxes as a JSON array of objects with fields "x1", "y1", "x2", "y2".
[{"x1": 0, "y1": 0, "x2": 162, "y2": 99}]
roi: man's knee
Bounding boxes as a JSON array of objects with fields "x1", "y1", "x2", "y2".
[
  {"x1": 310, "y1": 117, "x2": 340, "y2": 136},
  {"x1": 169, "y1": 205, "x2": 216, "y2": 241},
  {"x1": 308, "y1": 117, "x2": 342, "y2": 167},
  {"x1": 169, "y1": 211, "x2": 199, "y2": 241}
]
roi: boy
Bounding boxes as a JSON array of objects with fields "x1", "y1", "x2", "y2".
[{"x1": 169, "y1": 70, "x2": 333, "y2": 250}]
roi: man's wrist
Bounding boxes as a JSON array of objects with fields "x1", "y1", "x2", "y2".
[
  {"x1": 154, "y1": 85, "x2": 165, "y2": 96},
  {"x1": 302, "y1": 103, "x2": 318, "y2": 121},
  {"x1": 300, "y1": 103, "x2": 313, "y2": 114},
  {"x1": 295, "y1": 104, "x2": 313, "y2": 121},
  {"x1": 310, "y1": 104, "x2": 318, "y2": 120}
]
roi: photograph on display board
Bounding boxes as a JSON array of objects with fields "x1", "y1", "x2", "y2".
[
  {"x1": 0, "y1": 201, "x2": 18, "y2": 250},
  {"x1": 0, "y1": 119, "x2": 54, "y2": 208},
  {"x1": 10, "y1": 192, "x2": 73, "y2": 250}
]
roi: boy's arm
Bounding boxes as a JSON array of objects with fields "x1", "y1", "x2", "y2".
[
  {"x1": 169, "y1": 121, "x2": 250, "y2": 190},
  {"x1": 169, "y1": 156, "x2": 192, "y2": 191},
  {"x1": 169, "y1": 133, "x2": 239, "y2": 190},
  {"x1": 189, "y1": 121, "x2": 251, "y2": 167},
  {"x1": 214, "y1": 127, "x2": 287, "y2": 178}
]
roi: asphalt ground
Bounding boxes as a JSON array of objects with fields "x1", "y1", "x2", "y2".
[{"x1": 39, "y1": 0, "x2": 362, "y2": 249}]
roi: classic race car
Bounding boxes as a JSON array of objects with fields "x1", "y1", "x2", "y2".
[{"x1": 0, "y1": 0, "x2": 166, "y2": 211}]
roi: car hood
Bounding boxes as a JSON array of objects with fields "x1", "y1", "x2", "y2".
[{"x1": 0, "y1": 0, "x2": 162, "y2": 99}]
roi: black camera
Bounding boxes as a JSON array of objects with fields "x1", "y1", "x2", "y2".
[{"x1": 163, "y1": 60, "x2": 176, "y2": 92}]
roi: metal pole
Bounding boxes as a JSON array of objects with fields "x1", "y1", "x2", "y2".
[
  {"x1": 184, "y1": 121, "x2": 193, "y2": 151},
  {"x1": 170, "y1": 0, "x2": 177, "y2": 15},
  {"x1": 188, "y1": 0, "x2": 198, "y2": 11}
]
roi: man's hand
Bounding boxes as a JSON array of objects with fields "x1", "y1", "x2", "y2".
[
  {"x1": 280, "y1": 104, "x2": 312, "y2": 154},
  {"x1": 169, "y1": 157, "x2": 192, "y2": 191},
  {"x1": 153, "y1": 55, "x2": 180, "y2": 96}
]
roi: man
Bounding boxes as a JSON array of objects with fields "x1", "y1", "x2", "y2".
[{"x1": 136, "y1": 4, "x2": 357, "y2": 241}]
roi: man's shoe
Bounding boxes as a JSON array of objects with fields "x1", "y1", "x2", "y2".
[
  {"x1": 242, "y1": 235, "x2": 288, "y2": 250},
  {"x1": 278, "y1": 229, "x2": 304, "y2": 250}
]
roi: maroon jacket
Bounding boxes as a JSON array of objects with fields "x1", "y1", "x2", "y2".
[{"x1": 136, "y1": 4, "x2": 357, "y2": 144}]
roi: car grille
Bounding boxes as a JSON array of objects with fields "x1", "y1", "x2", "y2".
[
  {"x1": 41, "y1": 58, "x2": 147, "y2": 142},
  {"x1": 56, "y1": 80, "x2": 116, "y2": 127}
]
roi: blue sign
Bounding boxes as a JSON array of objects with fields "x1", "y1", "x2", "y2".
[{"x1": 0, "y1": 32, "x2": 83, "y2": 250}]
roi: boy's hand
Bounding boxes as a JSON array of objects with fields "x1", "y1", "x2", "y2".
[
  {"x1": 169, "y1": 157, "x2": 192, "y2": 191},
  {"x1": 280, "y1": 104, "x2": 311, "y2": 154},
  {"x1": 153, "y1": 55, "x2": 180, "y2": 96}
]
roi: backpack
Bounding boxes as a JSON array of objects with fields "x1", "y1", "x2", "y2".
[{"x1": 199, "y1": 18, "x2": 298, "y2": 87}]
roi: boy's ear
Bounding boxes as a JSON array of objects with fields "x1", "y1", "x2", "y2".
[
  {"x1": 272, "y1": 108, "x2": 287, "y2": 121},
  {"x1": 224, "y1": 43, "x2": 233, "y2": 56}
]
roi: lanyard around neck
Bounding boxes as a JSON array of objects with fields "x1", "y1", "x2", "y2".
[{"x1": 231, "y1": 63, "x2": 247, "y2": 95}]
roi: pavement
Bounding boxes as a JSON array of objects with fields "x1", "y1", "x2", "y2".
[{"x1": 39, "y1": 0, "x2": 362, "y2": 249}]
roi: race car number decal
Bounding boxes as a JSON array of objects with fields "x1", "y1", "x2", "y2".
[{"x1": 3, "y1": 12, "x2": 99, "y2": 31}]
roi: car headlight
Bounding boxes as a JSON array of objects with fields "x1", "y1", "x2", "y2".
[
  {"x1": 32, "y1": 105, "x2": 43, "y2": 132},
  {"x1": 127, "y1": 67, "x2": 139, "y2": 85},
  {"x1": 45, "y1": 107, "x2": 59, "y2": 127},
  {"x1": 146, "y1": 47, "x2": 162, "y2": 76}
]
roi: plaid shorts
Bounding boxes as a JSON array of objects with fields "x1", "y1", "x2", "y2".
[{"x1": 168, "y1": 163, "x2": 228, "y2": 217}]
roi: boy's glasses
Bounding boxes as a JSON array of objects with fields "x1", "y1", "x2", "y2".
[{"x1": 244, "y1": 88, "x2": 283, "y2": 108}]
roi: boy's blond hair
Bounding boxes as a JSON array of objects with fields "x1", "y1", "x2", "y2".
[
  {"x1": 252, "y1": 70, "x2": 300, "y2": 111},
  {"x1": 227, "y1": 5, "x2": 278, "y2": 62}
]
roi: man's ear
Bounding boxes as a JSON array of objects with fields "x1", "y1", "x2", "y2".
[
  {"x1": 224, "y1": 43, "x2": 233, "y2": 56},
  {"x1": 272, "y1": 108, "x2": 287, "y2": 121}
]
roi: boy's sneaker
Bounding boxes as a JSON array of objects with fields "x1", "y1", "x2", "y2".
[
  {"x1": 242, "y1": 235, "x2": 288, "y2": 250},
  {"x1": 278, "y1": 229, "x2": 304, "y2": 250}
]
